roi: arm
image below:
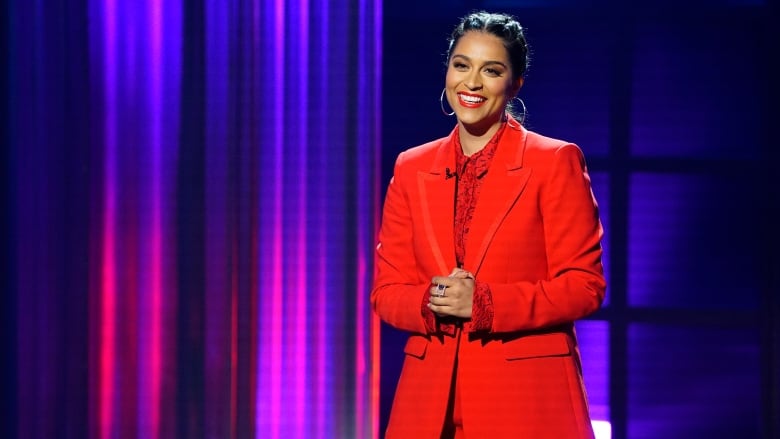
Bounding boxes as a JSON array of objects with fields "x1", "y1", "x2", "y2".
[
  {"x1": 490, "y1": 144, "x2": 606, "y2": 333},
  {"x1": 371, "y1": 154, "x2": 431, "y2": 334}
]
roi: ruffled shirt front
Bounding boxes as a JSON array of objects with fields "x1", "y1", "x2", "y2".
[{"x1": 423, "y1": 123, "x2": 506, "y2": 335}]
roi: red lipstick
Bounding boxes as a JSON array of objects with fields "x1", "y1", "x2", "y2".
[{"x1": 457, "y1": 92, "x2": 486, "y2": 108}]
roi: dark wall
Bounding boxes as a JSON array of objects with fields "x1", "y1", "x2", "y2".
[{"x1": 380, "y1": 1, "x2": 779, "y2": 438}]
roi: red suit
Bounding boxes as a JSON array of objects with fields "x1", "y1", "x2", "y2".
[{"x1": 372, "y1": 116, "x2": 606, "y2": 438}]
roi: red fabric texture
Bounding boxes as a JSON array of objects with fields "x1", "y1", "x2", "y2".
[
  {"x1": 372, "y1": 115, "x2": 605, "y2": 438},
  {"x1": 421, "y1": 125, "x2": 503, "y2": 334}
]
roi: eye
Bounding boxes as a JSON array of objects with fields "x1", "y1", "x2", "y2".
[
  {"x1": 452, "y1": 61, "x2": 468, "y2": 70},
  {"x1": 483, "y1": 67, "x2": 503, "y2": 77}
]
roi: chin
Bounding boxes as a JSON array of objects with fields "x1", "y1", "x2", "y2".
[
  {"x1": 458, "y1": 112, "x2": 501, "y2": 126},
  {"x1": 456, "y1": 111, "x2": 484, "y2": 124},
  {"x1": 458, "y1": 113, "x2": 500, "y2": 130}
]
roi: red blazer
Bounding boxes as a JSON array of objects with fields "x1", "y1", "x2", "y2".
[{"x1": 372, "y1": 117, "x2": 606, "y2": 438}]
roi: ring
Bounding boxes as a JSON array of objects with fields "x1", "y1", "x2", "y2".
[{"x1": 435, "y1": 283, "x2": 446, "y2": 297}]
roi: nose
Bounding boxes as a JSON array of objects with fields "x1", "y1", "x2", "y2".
[{"x1": 464, "y1": 71, "x2": 482, "y2": 90}]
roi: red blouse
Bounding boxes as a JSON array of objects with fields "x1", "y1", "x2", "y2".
[{"x1": 423, "y1": 123, "x2": 506, "y2": 335}]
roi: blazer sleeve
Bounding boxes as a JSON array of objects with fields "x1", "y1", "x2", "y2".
[
  {"x1": 490, "y1": 144, "x2": 606, "y2": 333},
  {"x1": 371, "y1": 153, "x2": 430, "y2": 334}
]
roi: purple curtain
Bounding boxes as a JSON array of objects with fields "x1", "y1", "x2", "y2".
[{"x1": 5, "y1": 0, "x2": 382, "y2": 437}]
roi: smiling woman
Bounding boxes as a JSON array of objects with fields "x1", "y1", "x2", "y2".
[
  {"x1": 444, "y1": 32, "x2": 524, "y2": 153},
  {"x1": 372, "y1": 10, "x2": 606, "y2": 439}
]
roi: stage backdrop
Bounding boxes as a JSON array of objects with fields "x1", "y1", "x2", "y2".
[{"x1": 4, "y1": 0, "x2": 381, "y2": 438}]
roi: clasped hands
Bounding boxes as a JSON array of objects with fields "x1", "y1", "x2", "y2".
[{"x1": 428, "y1": 267, "x2": 475, "y2": 319}]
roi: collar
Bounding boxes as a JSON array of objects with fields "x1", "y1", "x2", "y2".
[
  {"x1": 429, "y1": 114, "x2": 527, "y2": 177},
  {"x1": 454, "y1": 121, "x2": 506, "y2": 179}
]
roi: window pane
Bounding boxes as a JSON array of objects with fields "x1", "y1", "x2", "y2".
[
  {"x1": 628, "y1": 323, "x2": 761, "y2": 438},
  {"x1": 628, "y1": 173, "x2": 761, "y2": 309},
  {"x1": 629, "y1": 16, "x2": 764, "y2": 158},
  {"x1": 516, "y1": 17, "x2": 610, "y2": 156},
  {"x1": 575, "y1": 320, "x2": 610, "y2": 424},
  {"x1": 590, "y1": 172, "x2": 610, "y2": 308}
]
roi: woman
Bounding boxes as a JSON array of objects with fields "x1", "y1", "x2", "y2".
[{"x1": 371, "y1": 11, "x2": 606, "y2": 439}]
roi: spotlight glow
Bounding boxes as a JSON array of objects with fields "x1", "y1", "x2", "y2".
[{"x1": 592, "y1": 420, "x2": 611, "y2": 439}]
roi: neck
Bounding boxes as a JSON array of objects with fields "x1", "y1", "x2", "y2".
[{"x1": 458, "y1": 120, "x2": 502, "y2": 156}]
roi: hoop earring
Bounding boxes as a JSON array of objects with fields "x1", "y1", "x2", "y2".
[
  {"x1": 440, "y1": 88, "x2": 455, "y2": 117},
  {"x1": 508, "y1": 96, "x2": 527, "y2": 125}
]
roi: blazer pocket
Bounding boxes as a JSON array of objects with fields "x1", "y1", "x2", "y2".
[
  {"x1": 503, "y1": 333, "x2": 571, "y2": 361},
  {"x1": 403, "y1": 335, "x2": 428, "y2": 359}
]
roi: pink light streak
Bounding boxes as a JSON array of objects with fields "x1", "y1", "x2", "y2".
[
  {"x1": 294, "y1": 1, "x2": 310, "y2": 438},
  {"x1": 146, "y1": 0, "x2": 164, "y2": 435},
  {"x1": 99, "y1": 0, "x2": 118, "y2": 437},
  {"x1": 356, "y1": 5, "x2": 368, "y2": 433},
  {"x1": 99, "y1": 196, "x2": 117, "y2": 439},
  {"x1": 355, "y1": 1, "x2": 382, "y2": 437},
  {"x1": 230, "y1": 247, "x2": 239, "y2": 439},
  {"x1": 371, "y1": 2, "x2": 383, "y2": 435},
  {"x1": 262, "y1": 1, "x2": 285, "y2": 437},
  {"x1": 315, "y1": 4, "x2": 330, "y2": 434},
  {"x1": 249, "y1": 178, "x2": 259, "y2": 439}
]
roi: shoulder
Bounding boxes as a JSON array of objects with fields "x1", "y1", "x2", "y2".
[
  {"x1": 522, "y1": 129, "x2": 585, "y2": 164},
  {"x1": 523, "y1": 129, "x2": 574, "y2": 152},
  {"x1": 393, "y1": 134, "x2": 451, "y2": 171},
  {"x1": 397, "y1": 136, "x2": 447, "y2": 162}
]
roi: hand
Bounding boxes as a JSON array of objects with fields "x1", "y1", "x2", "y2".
[{"x1": 428, "y1": 268, "x2": 475, "y2": 319}]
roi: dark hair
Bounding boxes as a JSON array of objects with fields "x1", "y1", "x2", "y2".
[{"x1": 446, "y1": 11, "x2": 530, "y2": 80}]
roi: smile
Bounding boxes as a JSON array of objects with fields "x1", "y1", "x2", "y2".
[{"x1": 457, "y1": 92, "x2": 486, "y2": 108}]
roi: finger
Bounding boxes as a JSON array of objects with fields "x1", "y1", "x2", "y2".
[
  {"x1": 432, "y1": 274, "x2": 454, "y2": 285},
  {"x1": 449, "y1": 271, "x2": 469, "y2": 279},
  {"x1": 431, "y1": 277, "x2": 453, "y2": 296},
  {"x1": 449, "y1": 268, "x2": 475, "y2": 280},
  {"x1": 427, "y1": 301, "x2": 452, "y2": 316},
  {"x1": 430, "y1": 283, "x2": 447, "y2": 298}
]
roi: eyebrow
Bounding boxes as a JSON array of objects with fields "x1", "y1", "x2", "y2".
[{"x1": 451, "y1": 54, "x2": 508, "y2": 69}]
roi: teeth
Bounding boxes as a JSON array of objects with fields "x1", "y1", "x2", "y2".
[{"x1": 459, "y1": 94, "x2": 485, "y2": 103}]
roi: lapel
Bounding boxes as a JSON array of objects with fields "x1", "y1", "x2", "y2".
[
  {"x1": 464, "y1": 117, "x2": 532, "y2": 274},
  {"x1": 418, "y1": 129, "x2": 458, "y2": 275},
  {"x1": 416, "y1": 118, "x2": 532, "y2": 276}
]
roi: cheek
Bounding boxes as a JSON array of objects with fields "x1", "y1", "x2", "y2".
[
  {"x1": 494, "y1": 83, "x2": 514, "y2": 102},
  {"x1": 444, "y1": 72, "x2": 458, "y2": 89}
]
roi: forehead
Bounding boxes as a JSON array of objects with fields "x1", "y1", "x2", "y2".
[{"x1": 451, "y1": 31, "x2": 509, "y2": 62}]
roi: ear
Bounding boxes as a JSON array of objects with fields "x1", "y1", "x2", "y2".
[{"x1": 511, "y1": 77, "x2": 524, "y2": 95}]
